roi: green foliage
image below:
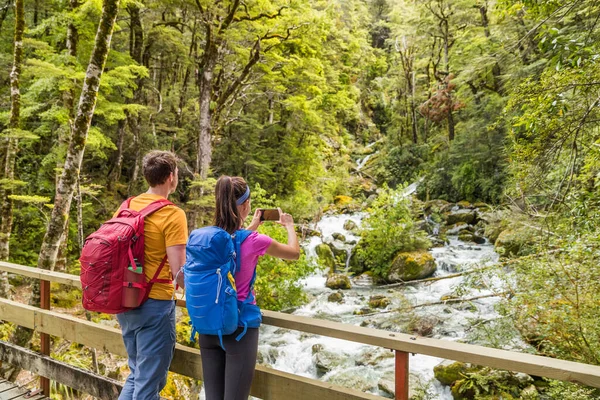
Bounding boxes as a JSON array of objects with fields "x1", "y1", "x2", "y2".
[
  {"x1": 254, "y1": 223, "x2": 314, "y2": 311},
  {"x1": 354, "y1": 185, "x2": 429, "y2": 279}
]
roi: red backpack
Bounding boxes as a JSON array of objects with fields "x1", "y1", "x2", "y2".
[{"x1": 80, "y1": 198, "x2": 174, "y2": 314}]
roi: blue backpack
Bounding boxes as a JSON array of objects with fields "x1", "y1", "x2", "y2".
[{"x1": 183, "y1": 226, "x2": 262, "y2": 349}]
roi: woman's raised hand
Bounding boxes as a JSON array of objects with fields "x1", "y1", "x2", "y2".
[
  {"x1": 278, "y1": 208, "x2": 294, "y2": 228},
  {"x1": 247, "y1": 209, "x2": 263, "y2": 231}
]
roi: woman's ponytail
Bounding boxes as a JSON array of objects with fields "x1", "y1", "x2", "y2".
[{"x1": 214, "y1": 175, "x2": 248, "y2": 233}]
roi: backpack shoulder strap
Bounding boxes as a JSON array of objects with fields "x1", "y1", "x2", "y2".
[
  {"x1": 138, "y1": 199, "x2": 175, "y2": 218},
  {"x1": 232, "y1": 229, "x2": 253, "y2": 275}
]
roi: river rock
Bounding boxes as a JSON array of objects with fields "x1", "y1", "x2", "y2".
[
  {"x1": 299, "y1": 226, "x2": 322, "y2": 237},
  {"x1": 386, "y1": 250, "x2": 436, "y2": 282},
  {"x1": 495, "y1": 227, "x2": 536, "y2": 257},
  {"x1": 343, "y1": 220, "x2": 358, "y2": 231},
  {"x1": 325, "y1": 370, "x2": 374, "y2": 392},
  {"x1": 348, "y1": 242, "x2": 366, "y2": 275},
  {"x1": 327, "y1": 291, "x2": 344, "y2": 303},
  {"x1": 473, "y1": 202, "x2": 491, "y2": 212},
  {"x1": 434, "y1": 360, "x2": 471, "y2": 386},
  {"x1": 458, "y1": 232, "x2": 485, "y2": 244},
  {"x1": 355, "y1": 348, "x2": 394, "y2": 367},
  {"x1": 520, "y1": 384, "x2": 540, "y2": 399},
  {"x1": 326, "y1": 274, "x2": 351, "y2": 290},
  {"x1": 456, "y1": 200, "x2": 473, "y2": 209},
  {"x1": 424, "y1": 199, "x2": 451, "y2": 214},
  {"x1": 328, "y1": 243, "x2": 349, "y2": 268},
  {"x1": 407, "y1": 315, "x2": 439, "y2": 337},
  {"x1": 368, "y1": 295, "x2": 390, "y2": 309},
  {"x1": 332, "y1": 232, "x2": 346, "y2": 242},
  {"x1": 446, "y1": 223, "x2": 472, "y2": 235},
  {"x1": 315, "y1": 243, "x2": 335, "y2": 271},
  {"x1": 446, "y1": 209, "x2": 477, "y2": 225},
  {"x1": 378, "y1": 372, "x2": 425, "y2": 399},
  {"x1": 313, "y1": 348, "x2": 345, "y2": 376}
]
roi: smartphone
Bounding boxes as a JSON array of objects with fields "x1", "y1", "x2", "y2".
[{"x1": 259, "y1": 208, "x2": 280, "y2": 221}]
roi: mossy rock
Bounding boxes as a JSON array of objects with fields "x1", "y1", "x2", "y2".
[
  {"x1": 315, "y1": 243, "x2": 335, "y2": 271},
  {"x1": 313, "y1": 348, "x2": 345, "y2": 376},
  {"x1": 332, "y1": 232, "x2": 346, "y2": 242},
  {"x1": 446, "y1": 210, "x2": 477, "y2": 225},
  {"x1": 334, "y1": 195, "x2": 353, "y2": 206},
  {"x1": 434, "y1": 361, "x2": 470, "y2": 386},
  {"x1": 407, "y1": 315, "x2": 439, "y2": 337},
  {"x1": 456, "y1": 200, "x2": 473, "y2": 209},
  {"x1": 325, "y1": 274, "x2": 351, "y2": 290},
  {"x1": 327, "y1": 291, "x2": 344, "y2": 303},
  {"x1": 387, "y1": 250, "x2": 436, "y2": 282},
  {"x1": 445, "y1": 223, "x2": 472, "y2": 235},
  {"x1": 348, "y1": 241, "x2": 367, "y2": 275},
  {"x1": 325, "y1": 370, "x2": 374, "y2": 393},
  {"x1": 368, "y1": 295, "x2": 390, "y2": 309},
  {"x1": 495, "y1": 227, "x2": 537, "y2": 257},
  {"x1": 343, "y1": 220, "x2": 358, "y2": 231},
  {"x1": 520, "y1": 384, "x2": 540, "y2": 399},
  {"x1": 424, "y1": 199, "x2": 451, "y2": 214},
  {"x1": 473, "y1": 202, "x2": 491, "y2": 212}
]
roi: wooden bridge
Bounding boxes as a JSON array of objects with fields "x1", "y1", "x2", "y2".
[{"x1": 1, "y1": 261, "x2": 600, "y2": 399}]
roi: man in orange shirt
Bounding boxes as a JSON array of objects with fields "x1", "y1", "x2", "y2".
[{"x1": 116, "y1": 151, "x2": 187, "y2": 400}]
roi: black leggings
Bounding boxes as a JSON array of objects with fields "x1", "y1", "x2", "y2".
[{"x1": 199, "y1": 327, "x2": 259, "y2": 400}]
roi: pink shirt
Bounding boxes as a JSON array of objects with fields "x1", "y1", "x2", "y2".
[{"x1": 236, "y1": 232, "x2": 272, "y2": 303}]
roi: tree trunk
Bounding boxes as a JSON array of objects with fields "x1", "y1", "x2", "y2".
[
  {"x1": 479, "y1": 3, "x2": 490, "y2": 38},
  {"x1": 0, "y1": 0, "x2": 24, "y2": 300},
  {"x1": 196, "y1": 44, "x2": 216, "y2": 179},
  {"x1": 7, "y1": 0, "x2": 121, "y2": 377}
]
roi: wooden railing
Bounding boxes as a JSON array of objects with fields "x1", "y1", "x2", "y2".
[{"x1": 2, "y1": 261, "x2": 600, "y2": 399}]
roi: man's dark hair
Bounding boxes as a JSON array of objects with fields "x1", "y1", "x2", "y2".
[{"x1": 142, "y1": 150, "x2": 178, "y2": 187}]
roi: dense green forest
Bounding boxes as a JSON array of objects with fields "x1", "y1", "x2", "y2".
[{"x1": 1, "y1": 0, "x2": 600, "y2": 398}]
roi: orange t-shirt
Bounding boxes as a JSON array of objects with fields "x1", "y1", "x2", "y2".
[{"x1": 115, "y1": 194, "x2": 188, "y2": 300}]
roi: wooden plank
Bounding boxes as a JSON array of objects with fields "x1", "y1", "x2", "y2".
[
  {"x1": 260, "y1": 310, "x2": 600, "y2": 389},
  {"x1": 0, "y1": 262, "x2": 81, "y2": 289},
  {"x1": 0, "y1": 340, "x2": 120, "y2": 399},
  {"x1": 0, "y1": 299, "x2": 382, "y2": 400}
]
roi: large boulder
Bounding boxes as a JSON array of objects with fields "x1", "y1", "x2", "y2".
[
  {"x1": 495, "y1": 227, "x2": 537, "y2": 257},
  {"x1": 315, "y1": 243, "x2": 335, "y2": 271},
  {"x1": 386, "y1": 250, "x2": 436, "y2": 282},
  {"x1": 326, "y1": 274, "x2": 352, "y2": 290},
  {"x1": 446, "y1": 209, "x2": 477, "y2": 225}
]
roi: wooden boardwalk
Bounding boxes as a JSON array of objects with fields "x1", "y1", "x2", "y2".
[{"x1": 0, "y1": 379, "x2": 47, "y2": 400}]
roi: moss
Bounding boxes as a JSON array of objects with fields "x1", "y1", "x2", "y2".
[
  {"x1": 368, "y1": 295, "x2": 390, "y2": 308},
  {"x1": 388, "y1": 250, "x2": 436, "y2": 282},
  {"x1": 495, "y1": 227, "x2": 537, "y2": 257},
  {"x1": 325, "y1": 274, "x2": 351, "y2": 290},
  {"x1": 51, "y1": 283, "x2": 81, "y2": 308},
  {"x1": 327, "y1": 291, "x2": 344, "y2": 303},
  {"x1": 315, "y1": 243, "x2": 335, "y2": 272},
  {"x1": 434, "y1": 361, "x2": 469, "y2": 386},
  {"x1": 334, "y1": 195, "x2": 353, "y2": 206}
]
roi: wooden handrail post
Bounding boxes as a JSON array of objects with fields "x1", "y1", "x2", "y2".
[
  {"x1": 395, "y1": 351, "x2": 409, "y2": 400},
  {"x1": 40, "y1": 279, "x2": 51, "y2": 396}
]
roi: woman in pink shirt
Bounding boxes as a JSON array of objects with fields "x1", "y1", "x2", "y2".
[{"x1": 199, "y1": 175, "x2": 300, "y2": 400}]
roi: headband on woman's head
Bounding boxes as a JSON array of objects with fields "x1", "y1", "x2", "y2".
[{"x1": 236, "y1": 186, "x2": 250, "y2": 205}]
